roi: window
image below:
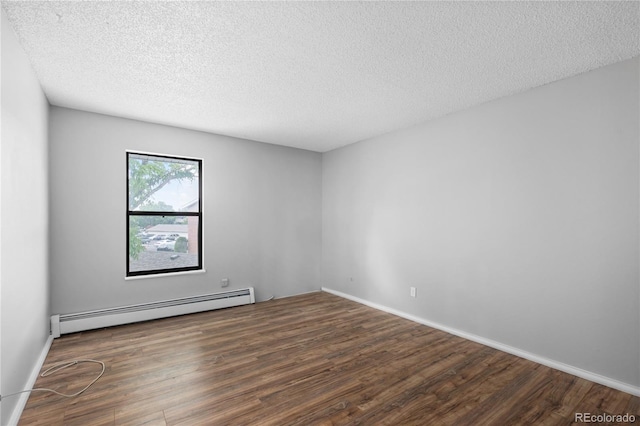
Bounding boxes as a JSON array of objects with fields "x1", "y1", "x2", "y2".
[{"x1": 127, "y1": 152, "x2": 202, "y2": 277}]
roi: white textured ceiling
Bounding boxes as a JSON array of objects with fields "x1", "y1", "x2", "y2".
[{"x1": 2, "y1": 1, "x2": 639, "y2": 152}]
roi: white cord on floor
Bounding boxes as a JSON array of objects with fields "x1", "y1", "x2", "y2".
[{"x1": 0, "y1": 359, "x2": 105, "y2": 402}]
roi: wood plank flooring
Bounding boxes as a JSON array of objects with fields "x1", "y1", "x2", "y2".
[{"x1": 19, "y1": 292, "x2": 639, "y2": 425}]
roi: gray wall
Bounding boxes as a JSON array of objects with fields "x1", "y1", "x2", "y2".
[
  {"x1": 49, "y1": 107, "x2": 322, "y2": 314},
  {"x1": 322, "y1": 57, "x2": 640, "y2": 387},
  {"x1": 1, "y1": 9, "x2": 50, "y2": 424}
]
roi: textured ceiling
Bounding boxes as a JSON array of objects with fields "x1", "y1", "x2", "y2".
[{"x1": 2, "y1": 1, "x2": 639, "y2": 152}]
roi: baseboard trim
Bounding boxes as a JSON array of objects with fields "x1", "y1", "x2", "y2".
[
  {"x1": 322, "y1": 286, "x2": 640, "y2": 397},
  {"x1": 7, "y1": 335, "x2": 54, "y2": 425}
]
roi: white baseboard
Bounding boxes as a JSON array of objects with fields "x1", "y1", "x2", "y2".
[
  {"x1": 322, "y1": 286, "x2": 640, "y2": 397},
  {"x1": 271, "y1": 289, "x2": 321, "y2": 301},
  {"x1": 7, "y1": 335, "x2": 53, "y2": 426},
  {"x1": 53, "y1": 288, "x2": 255, "y2": 336}
]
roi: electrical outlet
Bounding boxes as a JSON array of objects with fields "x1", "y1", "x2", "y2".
[
  {"x1": 410, "y1": 287, "x2": 417, "y2": 298},
  {"x1": 221, "y1": 278, "x2": 229, "y2": 287}
]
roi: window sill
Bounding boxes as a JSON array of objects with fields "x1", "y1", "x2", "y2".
[{"x1": 125, "y1": 269, "x2": 206, "y2": 281}]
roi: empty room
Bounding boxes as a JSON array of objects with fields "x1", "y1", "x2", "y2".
[{"x1": 1, "y1": 1, "x2": 639, "y2": 425}]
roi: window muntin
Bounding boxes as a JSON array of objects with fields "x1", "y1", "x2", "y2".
[{"x1": 127, "y1": 152, "x2": 202, "y2": 277}]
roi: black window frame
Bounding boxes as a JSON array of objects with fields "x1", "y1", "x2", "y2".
[{"x1": 126, "y1": 151, "x2": 203, "y2": 277}]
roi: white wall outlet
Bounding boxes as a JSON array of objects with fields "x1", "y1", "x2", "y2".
[
  {"x1": 410, "y1": 287, "x2": 417, "y2": 298},
  {"x1": 221, "y1": 278, "x2": 229, "y2": 287}
]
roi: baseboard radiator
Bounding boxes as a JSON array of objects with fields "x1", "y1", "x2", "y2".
[{"x1": 50, "y1": 287, "x2": 255, "y2": 338}]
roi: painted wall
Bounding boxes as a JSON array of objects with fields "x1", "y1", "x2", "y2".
[
  {"x1": 1, "y1": 9, "x2": 50, "y2": 424},
  {"x1": 49, "y1": 107, "x2": 322, "y2": 314},
  {"x1": 322, "y1": 57, "x2": 640, "y2": 388}
]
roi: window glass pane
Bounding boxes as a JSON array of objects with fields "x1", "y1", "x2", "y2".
[
  {"x1": 129, "y1": 216, "x2": 200, "y2": 274},
  {"x1": 128, "y1": 154, "x2": 200, "y2": 212}
]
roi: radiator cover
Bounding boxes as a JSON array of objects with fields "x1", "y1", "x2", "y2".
[{"x1": 50, "y1": 287, "x2": 255, "y2": 337}]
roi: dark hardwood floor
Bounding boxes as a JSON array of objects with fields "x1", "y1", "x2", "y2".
[{"x1": 19, "y1": 292, "x2": 639, "y2": 425}]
